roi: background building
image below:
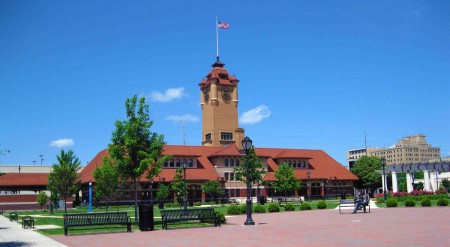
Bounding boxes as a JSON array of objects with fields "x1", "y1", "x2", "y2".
[{"x1": 347, "y1": 134, "x2": 441, "y2": 169}]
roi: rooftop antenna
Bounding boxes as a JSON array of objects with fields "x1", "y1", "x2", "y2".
[
  {"x1": 364, "y1": 131, "x2": 367, "y2": 150},
  {"x1": 39, "y1": 154, "x2": 44, "y2": 165},
  {"x1": 182, "y1": 121, "x2": 185, "y2": 146}
]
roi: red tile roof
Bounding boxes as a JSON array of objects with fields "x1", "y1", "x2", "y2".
[
  {"x1": 199, "y1": 62, "x2": 239, "y2": 90},
  {"x1": 79, "y1": 144, "x2": 357, "y2": 184}
]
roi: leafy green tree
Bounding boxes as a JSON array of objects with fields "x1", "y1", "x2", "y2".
[
  {"x1": 171, "y1": 168, "x2": 184, "y2": 205},
  {"x1": 351, "y1": 156, "x2": 382, "y2": 192},
  {"x1": 201, "y1": 180, "x2": 225, "y2": 202},
  {"x1": 107, "y1": 95, "x2": 168, "y2": 224},
  {"x1": 37, "y1": 191, "x2": 48, "y2": 211},
  {"x1": 156, "y1": 184, "x2": 170, "y2": 203},
  {"x1": 235, "y1": 147, "x2": 267, "y2": 197},
  {"x1": 48, "y1": 149, "x2": 82, "y2": 213},
  {"x1": 272, "y1": 162, "x2": 302, "y2": 200},
  {"x1": 93, "y1": 156, "x2": 121, "y2": 211}
]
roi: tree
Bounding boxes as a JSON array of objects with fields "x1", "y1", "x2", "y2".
[
  {"x1": 201, "y1": 180, "x2": 224, "y2": 202},
  {"x1": 108, "y1": 95, "x2": 168, "y2": 224},
  {"x1": 156, "y1": 184, "x2": 170, "y2": 203},
  {"x1": 272, "y1": 162, "x2": 302, "y2": 200},
  {"x1": 351, "y1": 156, "x2": 382, "y2": 192},
  {"x1": 234, "y1": 147, "x2": 267, "y2": 197},
  {"x1": 171, "y1": 168, "x2": 184, "y2": 205},
  {"x1": 48, "y1": 149, "x2": 81, "y2": 213},
  {"x1": 93, "y1": 156, "x2": 121, "y2": 211},
  {"x1": 37, "y1": 191, "x2": 48, "y2": 211}
]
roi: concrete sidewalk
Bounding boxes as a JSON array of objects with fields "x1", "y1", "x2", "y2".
[{"x1": 0, "y1": 215, "x2": 67, "y2": 247}]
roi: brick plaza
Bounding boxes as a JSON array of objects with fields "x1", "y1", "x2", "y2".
[{"x1": 50, "y1": 207, "x2": 449, "y2": 247}]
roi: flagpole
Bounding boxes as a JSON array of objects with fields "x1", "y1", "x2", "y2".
[{"x1": 216, "y1": 17, "x2": 219, "y2": 62}]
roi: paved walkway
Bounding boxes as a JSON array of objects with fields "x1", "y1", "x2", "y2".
[
  {"x1": 0, "y1": 215, "x2": 67, "y2": 247},
  {"x1": 51, "y1": 207, "x2": 448, "y2": 247},
  {"x1": 1, "y1": 206, "x2": 449, "y2": 246}
]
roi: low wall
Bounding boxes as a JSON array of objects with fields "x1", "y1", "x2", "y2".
[{"x1": 0, "y1": 194, "x2": 73, "y2": 211}]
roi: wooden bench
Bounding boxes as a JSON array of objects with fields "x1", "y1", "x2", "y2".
[
  {"x1": 63, "y1": 212, "x2": 132, "y2": 236},
  {"x1": 339, "y1": 199, "x2": 370, "y2": 213},
  {"x1": 9, "y1": 212, "x2": 18, "y2": 221},
  {"x1": 160, "y1": 208, "x2": 221, "y2": 230},
  {"x1": 278, "y1": 197, "x2": 304, "y2": 206},
  {"x1": 22, "y1": 216, "x2": 35, "y2": 229}
]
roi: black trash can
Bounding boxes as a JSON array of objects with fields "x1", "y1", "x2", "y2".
[
  {"x1": 258, "y1": 195, "x2": 266, "y2": 205},
  {"x1": 139, "y1": 204, "x2": 154, "y2": 231}
]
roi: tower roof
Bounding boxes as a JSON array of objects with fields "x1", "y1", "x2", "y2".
[{"x1": 199, "y1": 60, "x2": 239, "y2": 90}]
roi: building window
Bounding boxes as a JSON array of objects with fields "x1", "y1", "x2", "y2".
[
  {"x1": 169, "y1": 159, "x2": 174, "y2": 167},
  {"x1": 224, "y1": 159, "x2": 229, "y2": 167},
  {"x1": 221, "y1": 132, "x2": 233, "y2": 141},
  {"x1": 230, "y1": 159, "x2": 234, "y2": 167},
  {"x1": 188, "y1": 159, "x2": 193, "y2": 168},
  {"x1": 236, "y1": 159, "x2": 240, "y2": 167},
  {"x1": 205, "y1": 133, "x2": 211, "y2": 141},
  {"x1": 176, "y1": 159, "x2": 180, "y2": 168}
]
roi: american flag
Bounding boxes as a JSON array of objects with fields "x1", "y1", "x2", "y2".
[{"x1": 218, "y1": 21, "x2": 229, "y2": 29}]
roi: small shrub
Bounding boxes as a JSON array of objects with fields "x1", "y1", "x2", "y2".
[
  {"x1": 317, "y1": 201, "x2": 327, "y2": 209},
  {"x1": 200, "y1": 211, "x2": 226, "y2": 224},
  {"x1": 239, "y1": 204, "x2": 248, "y2": 214},
  {"x1": 420, "y1": 198, "x2": 431, "y2": 207},
  {"x1": 194, "y1": 202, "x2": 202, "y2": 207},
  {"x1": 404, "y1": 199, "x2": 416, "y2": 207},
  {"x1": 216, "y1": 211, "x2": 226, "y2": 223},
  {"x1": 284, "y1": 203, "x2": 295, "y2": 211},
  {"x1": 437, "y1": 198, "x2": 449, "y2": 206},
  {"x1": 267, "y1": 203, "x2": 280, "y2": 213},
  {"x1": 386, "y1": 198, "x2": 398, "y2": 207},
  {"x1": 165, "y1": 202, "x2": 173, "y2": 208},
  {"x1": 227, "y1": 205, "x2": 240, "y2": 215},
  {"x1": 300, "y1": 202, "x2": 312, "y2": 211},
  {"x1": 254, "y1": 204, "x2": 266, "y2": 213},
  {"x1": 376, "y1": 197, "x2": 385, "y2": 204},
  {"x1": 208, "y1": 201, "x2": 216, "y2": 205}
]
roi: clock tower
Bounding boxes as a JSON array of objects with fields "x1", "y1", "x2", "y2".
[{"x1": 199, "y1": 60, "x2": 244, "y2": 147}]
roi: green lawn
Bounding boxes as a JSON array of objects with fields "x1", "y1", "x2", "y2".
[{"x1": 4, "y1": 200, "x2": 340, "y2": 236}]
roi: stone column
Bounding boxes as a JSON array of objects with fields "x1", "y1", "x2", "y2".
[
  {"x1": 391, "y1": 171, "x2": 398, "y2": 193},
  {"x1": 406, "y1": 172, "x2": 413, "y2": 192},
  {"x1": 381, "y1": 173, "x2": 386, "y2": 194},
  {"x1": 424, "y1": 170, "x2": 430, "y2": 191},
  {"x1": 430, "y1": 172, "x2": 437, "y2": 192}
]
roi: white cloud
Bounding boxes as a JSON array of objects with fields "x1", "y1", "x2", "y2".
[
  {"x1": 149, "y1": 87, "x2": 185, "y2": 103},
  {"x1": 166, "y1": 114, "x2": 199, "y2": 123},
  {"x1": 239, "y1": 105, "x2": 271, "y2": 124},
  {"x1": 50, "y1": 138, "x2": 74, "y2": 148}
]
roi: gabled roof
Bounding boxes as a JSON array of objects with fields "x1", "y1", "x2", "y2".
[
  {"x1": 208, "y1": 144, "x2": 243, "y2": 158},
  {"x1": 0, "y1": 173, "x2": 49, "y2": 186},
  {"x1": 79, "y1": 144, "x2": 358, "y2": 184},
  {"x1": 256, "y1": 147, "x2": 358, "y2": 181}
]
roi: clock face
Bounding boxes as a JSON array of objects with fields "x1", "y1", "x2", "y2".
[{"x1": 222, "y1": 88, "x2": 231, "y2": 103}]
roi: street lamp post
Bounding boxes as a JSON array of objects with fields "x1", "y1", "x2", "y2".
[
  {"x1": 88, "y1": 181, "x2": 93, "y2": 213},
  {"x1": 182, "y1": 161, "x2": 188, "y2": 211},
  {"x1": 306, "y1": 172, "x2": 311, "y2": 202},
  {"x1": 381, "y1": 157, "x2": 387, "y2": 202},
  {"x1": 242, "y1": 136, "x2": 255, "y2": 226},
  {"x1": 150, "y1": 180, "x2": 154, "y2": 204},
  {"x1": 49, "y1": 178, "x2": 53, "y2": 215}
]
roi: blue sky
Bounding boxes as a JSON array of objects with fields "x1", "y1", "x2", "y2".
[{"x1": 1, "y1": 1, "x2": 449, "y2": 167}]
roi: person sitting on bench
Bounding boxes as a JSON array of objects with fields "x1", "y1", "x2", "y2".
[{"x1": 352, "y1": 193, "x2": 369, "y2": 214}]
